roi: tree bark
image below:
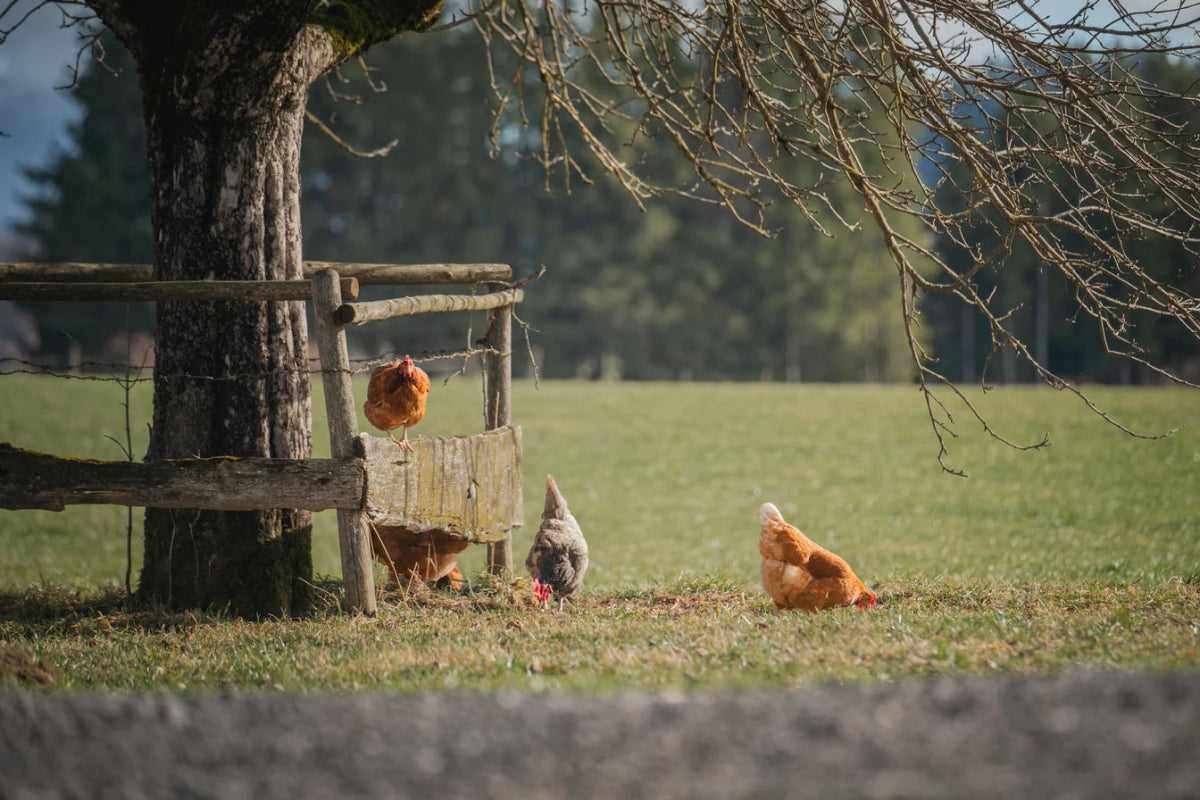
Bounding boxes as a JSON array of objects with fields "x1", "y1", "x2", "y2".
[
  {"x1": 139, "y1": 89, "x2": 305, "y2": 607},
  {"x1": 130, "y1": 12, "x2": 333, "y2": 617}
]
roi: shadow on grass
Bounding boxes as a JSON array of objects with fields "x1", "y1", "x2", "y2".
[
  {"x1": 0, "y1": 578, "x2": 350, "y2": 632},
  {"x1": 0, "y1": 571, "x2": 546, "y2": 632},
  {"x1": 5, "y1": 574, "x2": 1195, "y2": 630}
]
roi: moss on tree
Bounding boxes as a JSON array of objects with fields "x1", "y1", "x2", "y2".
[
  {"x1": 139, "y1": 508, "x2": 313, "y2": 618},
  {"x1": 310, "y1": 0, "x2": 445, "y2": 62}
]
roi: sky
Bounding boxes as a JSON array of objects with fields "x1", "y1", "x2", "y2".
[
  {"x1": 0, "y1": 1, "x2": 1196, "y2": 244},
  {"x1": 0, "y1": 3, "x2": 86, "y2": 238}
]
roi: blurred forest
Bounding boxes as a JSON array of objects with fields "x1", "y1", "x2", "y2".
[{"x1": 8, "y1": 30, "x2": 1198, "y2": 383}]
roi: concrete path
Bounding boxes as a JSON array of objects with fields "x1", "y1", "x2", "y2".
[{"x1": 2, "y1": 670, "x2": 1197, "y2": 798}]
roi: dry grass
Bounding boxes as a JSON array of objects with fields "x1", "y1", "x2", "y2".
[{"x1": 2, "y1": 574, "x2": 1196, "y2": 692}]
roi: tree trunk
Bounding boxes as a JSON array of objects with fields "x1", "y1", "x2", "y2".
[
  {"x1": 84, "y1": 0, "x2": 445, "y2": 616},
  {"x1": 134, "y1": 22, "x2": 330, "y2": 617}
]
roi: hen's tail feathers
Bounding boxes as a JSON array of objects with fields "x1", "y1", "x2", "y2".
[
  {"x1": 759, "y1": 502, "x2": 786, "y2": 528},
  {"x1": 543, "y1": 474, "x2": 570, "y2": 521}
]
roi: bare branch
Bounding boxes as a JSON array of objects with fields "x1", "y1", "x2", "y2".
[
  {"x1": 0, "y1": 1, "x2": 103, "y2": 89},
  {"x1": 425, "y1": 0, "x2": 504, "y2": 33},
  {"x1": 473, "y1": 0, "x2": 1200, "y2": 471},
  {"x1": 304, "y1": 109, "x2": 399, "y2": 158}
]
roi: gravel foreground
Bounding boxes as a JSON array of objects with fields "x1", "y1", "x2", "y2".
[{"x1": 2, "y1": 670, "x2": 1198, "y2": 799}]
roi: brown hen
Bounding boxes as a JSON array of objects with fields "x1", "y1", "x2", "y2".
[
  {"x1": 371, "y1": 526, "x2": 469, "y2": 590},
  {"x1": 364, "y1": 355, "x2": 430, "y2": 450},
  {"x1": 758, "y1": 502, "x2": 876, "y2": 612},
  {"x1": 524, "y1": 475, "x2": 588, "y2": 609}
]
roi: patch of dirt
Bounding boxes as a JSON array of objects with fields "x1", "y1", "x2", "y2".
[
  {"x1": 0, "y1": 646, "x2": 58, "y2": 688},
  {"x1": 593, "y1": 590, "x2": 752, "y2": 616}
]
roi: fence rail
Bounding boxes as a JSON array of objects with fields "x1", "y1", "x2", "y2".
[
  {"x1": 0, "y1": 278, "x2": 360, "y2": 302},
  {"x1": 0, "y1": 443, "x2": 364, "y2": 513},
  {"x1": 0, "y1": 262, "x2": 512, "y2": 285},
  {"x1": 0, "y1": 429, "x2": 522, "y2": 540},
  {"x1": 334, "y1": 288, "x2": 524, "y2": 325}
]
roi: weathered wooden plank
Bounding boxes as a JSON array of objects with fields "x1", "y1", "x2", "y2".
[
  {"x1": 334, "y1": 288, "x2": 524, "y2": 325},
  {"x1": 0, "y1": 262, "x2": 511, "y2": 286},
  {"x1": 359, "y1": 426, "x2": 523, "y2": 542},
  {"x1": 313, "y1": 269, "x2": 376, "y2": 615},
  {"x1": 0, "y1": 443, "x2": 363, "y2": 512},
  {"x1": 0, "y1": 279, "x2": 359, "y2": 302}
]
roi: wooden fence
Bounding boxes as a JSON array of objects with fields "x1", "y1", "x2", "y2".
[{"x1": 0, "y1": 262, "x2": 526, "y2": 615}]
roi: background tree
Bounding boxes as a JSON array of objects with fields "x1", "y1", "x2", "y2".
[
  {"x1": 922, "y1": 51, "x2": 1200, "y2": 387},
  {"x1": 15, "y1": 33, "x2": 152, "y2": 362}
]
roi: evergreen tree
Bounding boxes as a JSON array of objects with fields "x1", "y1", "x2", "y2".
[
  {"x1": 924, "y1": 52, "x2": 1200, "y2": 385},
  {"x1": 16, "y1": 36, "x2": 153, "y2": 363},
  {"x1": 302, "y1": 30, "x2": 923, "y2": 381}
]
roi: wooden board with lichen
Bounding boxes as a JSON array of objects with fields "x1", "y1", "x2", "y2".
[
  {"x1": 0, "y1": 443, "x2": 365, "y2": 512},
  {"x1": 356, "y1": 425, "x2": 522, "y2": 542}
]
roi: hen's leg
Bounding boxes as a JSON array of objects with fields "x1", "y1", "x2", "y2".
[
  {"x1": 389, "y1": 428, "x2": 414, "y2": 451},
  {"x1": 436, "y1": 566, "x2": 465, "y2": 591}
]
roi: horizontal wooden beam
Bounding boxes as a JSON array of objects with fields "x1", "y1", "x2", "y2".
[
  {"x1": 303, "y1": 262, "x2": 511, "y2": 285},
  {"x1": 0, "y1": 279, "x2": 360, "y2": 303},
  {"x1": 0, "y1": 443, "x2": 364, "y2": 512},
  {"x1": 335, "y1": 288, "x2": 524, "y2": 325},
  {"x1": 0, "y1": 263, "x2": 153, "y2": 283},
  {"x1": 0, "y1": 262, "x2": 511, "y2": 286}
]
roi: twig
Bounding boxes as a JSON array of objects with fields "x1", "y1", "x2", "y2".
[
  {"x1": 513, "y1": 309, "x2": 541, "y2": 389},
  {"x1": 304, "y1": 110, "x2": 398, "y2": 158},
  {"x1": 423, "y1": 0, "x2": 503, "y2": 34}
]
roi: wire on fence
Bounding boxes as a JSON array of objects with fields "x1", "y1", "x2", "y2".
[{"x1": 0, "y1": 345, "x2": 507, "y2": 384}]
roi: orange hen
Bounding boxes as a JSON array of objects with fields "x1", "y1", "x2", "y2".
[
  {"x1": 758, "y1": 502, "x2": 876, "y2": 612},
  {"x1": 371, "y1": 526, "x2": 468, "y2": 589},
  {"x1": 364, "y1": 355, "x2": 430, "y2": 450}
]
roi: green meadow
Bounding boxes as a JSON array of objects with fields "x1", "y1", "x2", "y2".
[{"x1": 1, "y1": 374, "x2": 1197, "y2": 690}]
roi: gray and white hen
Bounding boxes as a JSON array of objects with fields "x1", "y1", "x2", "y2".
[{"x1": 524, "y1": 474, "x2": 588, "y2": 607}]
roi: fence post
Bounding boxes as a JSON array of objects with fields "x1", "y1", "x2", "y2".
[
  {"x1": 312, "y1": 269, "x2": 377, "y2": 615},
  {"x1": 483, "y1": 286, "x2": 514, "y2": 576}
]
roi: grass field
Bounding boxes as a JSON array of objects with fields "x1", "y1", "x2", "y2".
[{"x1": 1, "y1": 374, "x2": 1197, "y2": 690}]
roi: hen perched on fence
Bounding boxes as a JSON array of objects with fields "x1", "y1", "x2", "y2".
[{"x1": 364, "y1": 355, "x2": 430, "y2": 451}]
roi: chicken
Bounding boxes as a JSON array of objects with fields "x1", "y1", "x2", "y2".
[
  {"x1": 364, "y1": 355, "x2": 430, "y2": 450},
  {"x1": 524, "y1": 475, "x2": 588, "y2": 608},
  {"x1": 371, "y1": 526, "x2": 469, "y2": 590},
  {"x1": 758, "y1": 502, "x2": 876, "y2": 612}
]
